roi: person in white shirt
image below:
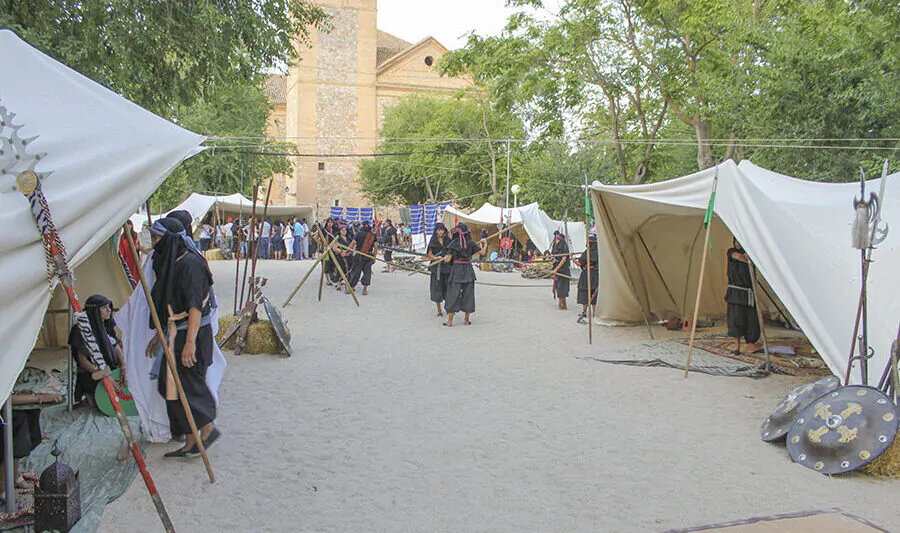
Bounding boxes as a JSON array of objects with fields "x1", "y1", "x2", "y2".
[{"x1": 284, "y1": 217, "x2": 295, "y2": 260}]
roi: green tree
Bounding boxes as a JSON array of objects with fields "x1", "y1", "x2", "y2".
[
  {"x1": 0, "y1": 0, "x2": 328, "y2": 116},
  {"x1": 359, "y1": 94, "x2": 525, "y2": 208},
  {"x1": 152, "y1": 83, "x2": 294, "y2": 211}
]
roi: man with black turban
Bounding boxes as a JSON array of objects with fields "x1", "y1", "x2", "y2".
[
  {"x1": 443, "y1": 223, "x2": 485, "y2": 327},
  {"x1": 550, "y1": 231, "x2": 571, "y2": 310},
  {"x1": 575, "y1": 233, "x2": 599, "y2": 324},
  {"x1": 148, "y1": 217, "x2": 221, "y2": 458}
]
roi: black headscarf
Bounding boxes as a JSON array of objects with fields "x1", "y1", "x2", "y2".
[
  {"x1": 428, "y1": 222, "x2": 448, "y2": 248},
  {"x1": 69, "y1": 294, "x2": 119, "y2": 368},
  {"x1": 168, "y1": 210, "x2": 193, "y2": 236},
  {"x1": 150, "y1": 217, "x2": 212, "y2": 326}
]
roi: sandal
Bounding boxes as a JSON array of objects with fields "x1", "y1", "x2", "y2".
[{"x1": 442, "y1": 322, "x2": 452, "y2": 327}]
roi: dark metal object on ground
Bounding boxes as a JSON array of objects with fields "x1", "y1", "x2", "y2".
[
  {"x1": 761, "y1": 375, "x2": 841, "y2": 442},
  {"x1": 34, "y1": 446, "x2": 81, "y2": 533},
  {"x1": 786, "y1": 385, "x2": 898, "y2": 475},
  {"x1": 262, "y1": 297, "x2": 292, "y2": 357}
]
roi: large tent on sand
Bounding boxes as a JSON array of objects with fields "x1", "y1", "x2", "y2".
[{"x1": 588, "y1": 159, "x2": 899, "y2": 383}]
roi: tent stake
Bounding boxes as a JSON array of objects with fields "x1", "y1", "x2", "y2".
[{"x1": 123, "y1": 226, "x2": 216, "y2": 484}]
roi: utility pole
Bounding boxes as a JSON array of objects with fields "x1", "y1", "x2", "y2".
[{"x1": 504, "y1": 140, "x2": 511, "y2": 258}]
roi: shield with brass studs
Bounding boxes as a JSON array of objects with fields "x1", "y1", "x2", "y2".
[
  {"x1": 786, "y1": 386, "x2": 898, "y2": 475},
  {"x1": 761, "y1": 376, "x2": 841, "y2": 442}
]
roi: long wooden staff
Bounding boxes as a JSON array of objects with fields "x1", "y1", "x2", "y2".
[
  {"x1": 585, "y1": 212, "x2": 593, "y2": 345},
  {"x1": 123, "y1": 226, "x2": 215, "y2": 483},
  {"x1": 282, "y1": 252, "x2": 328, "y2": 307},
  {"x1": 249, "y1": 178, "x2": 274, "y2": 299},
  {"x1": 684, "y1": 174, "x2": 719, "y2": 378},
  {"x1": 749, "y1": 262, "x2": 771, "y2": 373},
  {"x1": 239, "y1": 184, "x2": 258, "y2": 310},
  {"x1": 16, "y1": 172, "x2": 174, "y2": 531}
]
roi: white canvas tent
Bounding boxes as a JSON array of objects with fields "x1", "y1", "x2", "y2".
[
  {"x1": 0, "y1": 30, "x2": 205, "y2": 402},
  {"x1": 443, "y1": 202, "x2": 587, "y2": 254},
  {"x1": 130, "y1": 192, "x2": 315, "y2": 237},
  {"x1": 589, "y1": 159, "x2": 899, "y2": 383}
]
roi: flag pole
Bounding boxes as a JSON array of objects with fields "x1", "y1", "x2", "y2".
[
  {"x1": 584, "y1": 176, "x2": 593, "y2": 345},
  {"x1": 684, "y1": 167, "x2": 719, "y2": 379}
]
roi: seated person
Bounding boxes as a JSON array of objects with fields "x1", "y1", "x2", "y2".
[{"x1": 68, "y1": 294, "x2": 125, "y2": 404}]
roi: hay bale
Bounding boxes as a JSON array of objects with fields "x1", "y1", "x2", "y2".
[
  {"x1": 205, "y1": 249, "x2": 225, "y2": 261},
  {"x1": 863, "y1": 431, "x2": 900, "y2": 478},
  {"x1": 216, "y1": 314, "x2": 283, "y2": 355}
]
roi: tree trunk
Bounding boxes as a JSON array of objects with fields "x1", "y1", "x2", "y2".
[
  {"x1": 481, "y1": 99, "x2": 499, "y2": 196},
  {"x1": 607, "y1": 94, "x2": 628, "y2": 183},
  {"x1": 695, "y1": 119, "x2": 715, "y2": 170},
  {"x1": 631, "y1": 161, "x2": 648, "y2": 184}
]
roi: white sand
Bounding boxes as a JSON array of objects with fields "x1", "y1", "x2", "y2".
[{"x1": 99, "y1": 259, "x2": 900, "y2": 533}]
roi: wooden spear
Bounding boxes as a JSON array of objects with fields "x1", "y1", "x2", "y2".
[{"x1": 684, "y1": 171, "x2": 719, "y2": 378}]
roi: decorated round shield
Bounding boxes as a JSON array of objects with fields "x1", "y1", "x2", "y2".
[
  {"x1": 786, "y1": 385, "x2": 898, "y2": 475},
  {"x1": 262, "y1": 297, "x2": 292, "y2": 357},
  {"x1": 94, "y1": 368, "x2": 138, "y2": 418},
  {"x1": 761, "y1": 375, "x2": 841, "y2": 442}
]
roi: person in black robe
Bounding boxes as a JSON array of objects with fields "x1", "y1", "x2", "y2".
[
  {"x1": 725, "y1": 239, "x2": 760, "y2": 354},
  {"x1": 381, "y1": 219, "x2": 399, "y2": 273},
  {"x1": 426, "y1": 222, "x2": 452, "y2": 316},
  {"x1": 576, "y1": 233, "x2": 599, "y2": 324},
  {"x1": 68, "y1": 294, "x2": 125, "y2": 403},
  {"x1": 331, "y1": 225, "x2": 354, "y2": 289},
  {"x1": 348, "y1": 220, "x2": 377, "y2": 295},
  {"x1": 550, "y1": 231, "x2": 571, "y2": 310},
  {"x1": 443, "y1": 223, "x2": 486, "y2": 327},
  {"x1": 319, "y1": 218, "x2": 337, "y2": 285},
  {"x1": 148, "y1": 217, "x2": 221, "y2": 458}
]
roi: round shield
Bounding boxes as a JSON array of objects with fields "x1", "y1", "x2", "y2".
[
  {"x1": 262, "y1": 297, "x2": 292, "y2": 357},
  {"x1": 761, "y1": 375, "x2": 841, "y2": 442},
  {"x1": 786, "y1": 385, "x2": 898, "y2": 475},
  {"x1": 500, "y1": 237, "x2": 513, "y2": 250}
]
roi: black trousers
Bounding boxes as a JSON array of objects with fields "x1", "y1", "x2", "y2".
[
  {"x1": 445, "y1": 281, "x2": 475, "y2": 313},
  {"x1": 349, "y1": 256, "x2": 373, "y2": 287},
  {"x1": 554, "y1": 276, "x2": 570, "y2": 298},
  {"x1": 430, "y1": 270, "x2": 449, "y2": 303},
  {"x1": 384, "y1": 250, "x2": 393, "y2": 262},
  {"x1": 727, "y1": 303, "x2": 760, "y2": 344},
  {"x1": 159, "y1": 324, "x2": 216, "y2": 437},
  {"x1": 0, "y1": 409, "x2": 41, "y2": 459},
  {"x1": 577, "y1": 269, "x2": 599, "y2": 305}
]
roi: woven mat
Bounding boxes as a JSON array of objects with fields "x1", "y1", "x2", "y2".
[
  {"x1": 673, "y1": 334, "x2": 832, "y2": 378},
  {"x1": 0, "y1": 487, "x2": 34, "y2": 531},
  {"x1": 580, "y1": 340, "x2": 766, "y2": 378}
]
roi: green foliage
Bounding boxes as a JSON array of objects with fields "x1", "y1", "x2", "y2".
[
  {"x1": 0, "y1": 0, "x2": 328, "y2": 116},
  {"x1": 444, "y1": 0, "x2": 897, "y2": 183},
  {"x1": 152, "y1": 83, "x2": 294, "y2": 211},
  {"x1": 359, "y1": 94, "x2": 525, "y2": 208}
]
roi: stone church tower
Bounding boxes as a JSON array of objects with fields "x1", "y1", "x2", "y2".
[{"x1": 265, "y1": 0, "x2": 471, "y2": 215}]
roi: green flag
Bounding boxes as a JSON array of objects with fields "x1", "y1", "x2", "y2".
[
  {"x1": 703, "y1": 191, "x2": 716, "y2": 228},
  {"x1": 585, "y1": 194, "x2": 592, "y2": 217}
]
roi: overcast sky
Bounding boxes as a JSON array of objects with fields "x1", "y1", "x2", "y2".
[{"x1": 376, "y1": 0, "x2": 515, "y2": 49}]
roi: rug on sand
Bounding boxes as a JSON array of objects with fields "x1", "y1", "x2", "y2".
[
  {"x1": 579, "y1": 340, "x2": 766, "y2": 378},
  {"x1": 673, "y1": 334, "x2": 832, "y2": 378}
]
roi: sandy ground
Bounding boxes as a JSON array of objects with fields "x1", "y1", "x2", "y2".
[{"x1": 99, "y1": 258, "x2": 900, "y2": 533}]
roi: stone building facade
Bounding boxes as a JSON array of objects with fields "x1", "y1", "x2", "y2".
[{"x1": 264, "y1": 0, "x2": 471, "y2": 216}]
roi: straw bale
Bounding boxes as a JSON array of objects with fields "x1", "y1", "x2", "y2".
[
  {"x1": 863, "y1": 431, "x2": 900, "y2": 478},
  {"x1": 205, "y1": 249, "x2": 225, "y2": 261},
  {"x1": 217, "y1": 314, "x2": 283, "y2": 355}
]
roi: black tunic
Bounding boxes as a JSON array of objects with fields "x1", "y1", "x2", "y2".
[
  {"x1": 158, "y1": 252, "x2": 217, "y2": 437},
  {"x1": 576, "y1": 244, "x2": 599, "y2": 305},
  {"x1": 427, "y1": 234, "x2": 452, "y2": 303},
  {"x1": 445, "y1": 238, "x2": 479, "y2": 313},
  {"x1": 725, "y1": 247, "x2": 760, "y2": 343},
  {"x1": 551, "y1": 239, "x2": 571, "y2": 299}
]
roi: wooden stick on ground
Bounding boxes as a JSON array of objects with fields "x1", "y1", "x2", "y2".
[
  {"x1": 325, "y1": 245, "x2": 361, "y2": 307},
  {"x1": 282, "y1": 253, "x2": 327, "y2": 307},
  {"x1": 123, "y1": 226, "x2": 216, "y2": 484}
]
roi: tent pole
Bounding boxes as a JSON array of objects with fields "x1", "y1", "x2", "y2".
[
  {"x1": 684, "y1": 221, "x2": 713, "y2": 379},
  {"x1": 636, "y1": 231, "x2": 679, "y2": 314},
  {"x1": 750, "y1": 262, "x2": 771, "y2": 374},
  {"x1": 3, "y1": 398, "x2": 14, "y2": 514},
  {"x1": 239, "y1": 183, "x2": 259, "y2": 311},
  {"x1": 596, "y1": 194, "x2": 655, "y2": 340},
  {"x1": 67, "y1": 301, "x2": 74, "y2": 411},
  {"x1": 585, "y1": 206, "x2": 593, "y2": 344}
]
